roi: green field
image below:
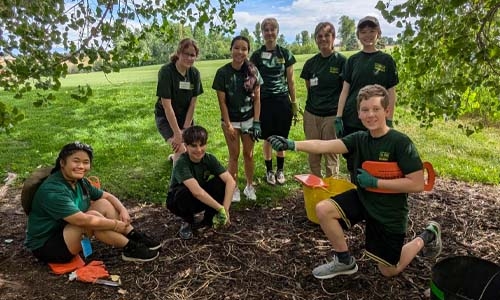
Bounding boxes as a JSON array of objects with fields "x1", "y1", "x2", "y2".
[{"x1": 1, "y1": 53, "x2": 499, "y2": 204}]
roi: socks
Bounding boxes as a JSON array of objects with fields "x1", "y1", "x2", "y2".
[
  {"x1": 277, "y1": 156, "x2": 284, "y2": 170},
  {"x1": 334, "y1": 251, "x2": 351, "y2": 264},
  {"x1": 265, "y1": 159, "x2": 273, "y2": 172},
  {"x1": 419, "y1": 229, "x2": 435, "y2": 245}
]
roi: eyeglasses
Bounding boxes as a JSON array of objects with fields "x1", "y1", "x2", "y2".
[{"x1": 182, "y1": 52, "x2": 197, "y2": 58}]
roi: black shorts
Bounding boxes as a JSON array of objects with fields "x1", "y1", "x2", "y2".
[
  {"x1": 260, "y1": 94, "x2": 293, "y2": 139},
  {"x1": 32, "y1": 230, "x2": 74, "y2": 263},
  {"x1": 330, "y1": 189, "x2": 405, "y2": 266},
  {"x1": 155, "y1": 114, "x2": 192, "y2": 141},
  {"x1": 166, "y1": 176, "x2": 226, "y2": 224}
]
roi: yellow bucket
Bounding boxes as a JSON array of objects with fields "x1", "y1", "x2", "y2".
[{"x1": 300, "y1": 177, "x2": 356, "y2": 224}]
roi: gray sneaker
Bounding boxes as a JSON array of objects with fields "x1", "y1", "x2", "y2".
[
  {"x1": 422, "y1": 221, "x2": 442, "y2": 258},
  {"x1": 266, "y1": 171, "x2": 276, "y2": 185},
  {"x1": 275, "y1": 169, "x2": 286, "y2": 185},
  {"x1": 312, "y1": 256, "x2": 358, "y2": 279}
]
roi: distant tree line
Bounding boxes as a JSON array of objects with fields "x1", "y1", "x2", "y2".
[{"x1": 85, "y1": 15, "x2": 398, "y2": 73}]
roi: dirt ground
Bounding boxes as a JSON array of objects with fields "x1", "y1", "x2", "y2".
[{"x1": 0, "y1": 177, "x2": 499, "y2": 300}]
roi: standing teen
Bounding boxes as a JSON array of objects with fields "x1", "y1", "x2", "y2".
[
  {"x1": 250, "y1": 17, "x2": 297, "y2": 186},
  {"x1": 213, "y1": 36, "x2": 263, "y2": 202},
  {"x1": 155, "y1": 38, "x2": 204, "y2": 163},
  {"x1": 336, "y1": 16, "x2": 399, "y2": 181},
  {"x1": 300, "y1": 22, "x2": 346, "y2": 178}
]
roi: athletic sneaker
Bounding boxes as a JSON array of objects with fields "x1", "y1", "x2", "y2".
[
  {"x1": 422, "y1": 221, "x2": 442, "y2": 258},
  {"x1": 266, "y1": 171, "x2": 276, "y2": 185},
  {"x1": 127, "y1": 230, "x2": 162, "y2": 250},
  {"x1": 232, "y1": 188, "x2": 241, "y2": 202},
  {"x1": 243, "y1": 185, "x2": 257, "y2": 201},
  {"x1": 122, "y1": 240, "x2": 159, "y2": 262},
  {"x1": 178, "y1": 222, "x2": 193, "y2": 240},
  {"x1": 275, "y1": 169, "x2": 286, "y2": 185},
  {"x1": 312, "y1": 256, "x2": 358, "y2": 279}
]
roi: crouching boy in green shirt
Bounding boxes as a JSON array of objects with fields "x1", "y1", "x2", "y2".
[
  {"x1": 167, "y1": 125, "x2": 236, "y2": 239},
  {"x1": 268, "y1": 84, "x2": 442, "y2": 278}
]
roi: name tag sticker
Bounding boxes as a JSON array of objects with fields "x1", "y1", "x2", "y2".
[
  {"x1": 81, "y1": 236, "x2": 93, "y2": 258},
  {"x1": 179, "y1": 81, "x2": 191, "y2": 90},
  {"x1": 310, "y1": 77, "x2": 319, "y2": 86},
  {"x1": 261, "y1": 52, "x2": 272, "y2": 60}
]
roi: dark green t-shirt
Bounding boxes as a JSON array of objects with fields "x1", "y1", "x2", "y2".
[
  {"x1": 342, "y1": 51, "x2": 398, "y2": 129},
  {"x1": 250, "y1": 45, "x2": 296, "y2": 98},
  {"x1": 212, "y1": 62, "x2": 263, "y2": 122},
  {"x1": 155, "y1": 62, "x2": 204, "y2": 121},
  {"x1": 300, "y1": 52, "x2": 346, "y2": 116},
  {"x1": 169, "y1": 152, "x2": 226, "y2": 188},
  {"x1": 342, "y1": 129, "x2": 422, "y2": 233},
  {"x1": 25, "y1": 171, "x2": 103, "y2": 250}
]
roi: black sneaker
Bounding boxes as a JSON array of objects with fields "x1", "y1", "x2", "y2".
[
  {"x1": 128, "y1": 230, "x2": 161, "y2": 250},
  {"x1": 122, "y1": 241, "x2": 159, "y2": 262},
  {"x1": 179, "y1": 222, "x2": 193, "y2": 240}
]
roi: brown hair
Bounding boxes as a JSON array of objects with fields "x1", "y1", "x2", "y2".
[
  {"x1": 357, "y1": 84, "x2": 389, "y2": 110},
  {"x1": 314, "y1": 22, "x2": 335, "y2": 50},
  {"x1": 170, "y1": 38, "x2": 200, "y2": 63}
]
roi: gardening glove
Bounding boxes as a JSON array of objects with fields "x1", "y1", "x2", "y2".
[
  {"x1": 386, "y1": 119, "x2": 393, "y2": 128},
  {"x1": 267, "y1": 135, "x2": 295, "y2": 151},
  {"x1": 248, "y1": 121, "x2": 261, "y2": 142},
  {"x1": 357, "y1": 168, "x2": 378, "y2": 189},
  {"x1": 212, "y1": 207, "x2": 228, "y2": 229},
  {"x1": 334, "y1": 116, "x2": 344, "y2": 138},
  {"x1": 291, "y1": 102, "x2": 300, "y2": 126},
  {"x1": 74, "y1": 261, "x2": 109, "y2": 283}
]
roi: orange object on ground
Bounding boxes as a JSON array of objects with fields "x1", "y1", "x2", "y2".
[
  {"x1": 75, "y1": 260, "x2": 109, "y2": 283},
  {"x1": 86, "y1": 176, "x2": 101, "y2": 189},
  {"x1": 48, "y1": 255, "x2": 85, "y2": 275},
  {"x1": 295, "y1": 174, "x2": 356, "y2": 224},
  {"x1": 361, "y1": 161, "x2": 436, "y2": 193}
]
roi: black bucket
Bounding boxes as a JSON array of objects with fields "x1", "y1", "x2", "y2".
[{"x1": 431, "y1": 256, "x2": 500, "y2": 300}]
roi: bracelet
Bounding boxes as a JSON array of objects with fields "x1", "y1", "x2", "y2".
[{"x1": 113, "y1": 219, "x2": 118, "y2": 231}]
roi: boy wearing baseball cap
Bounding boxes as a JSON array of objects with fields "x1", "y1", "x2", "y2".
[{"x1": 335, "y1": 16, "x2": 399, "y2": 181}]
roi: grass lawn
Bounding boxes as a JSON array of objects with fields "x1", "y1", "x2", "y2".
[{"x1": 1, "y1": 52, "x2": 499, "y2": 204}]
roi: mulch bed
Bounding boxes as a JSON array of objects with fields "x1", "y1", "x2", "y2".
[{"x1": 0, "y1": 177, "x2": 499, "y2": 299}]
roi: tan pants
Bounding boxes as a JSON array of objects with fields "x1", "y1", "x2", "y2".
[{"x1": 303, "y1": 110, "x2": 339, "y2": 177}]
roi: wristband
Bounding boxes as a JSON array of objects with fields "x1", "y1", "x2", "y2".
[{"x1": 113, "y1": 219, "x2": 118, "y2": 231}]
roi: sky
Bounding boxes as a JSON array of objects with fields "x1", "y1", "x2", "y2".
[{"x1": 232, "y1": 0, "x2": 405, "y2": 42}]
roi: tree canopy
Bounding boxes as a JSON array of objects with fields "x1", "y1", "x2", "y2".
[
  {"x1": 0, "y1": 0, "x2": 240, "y2": 133},
  {"x1": 377, "y1": 0, "x2": 500, "y2": 134}
]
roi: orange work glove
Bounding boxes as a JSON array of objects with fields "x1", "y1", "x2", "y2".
[{"x1": 75, "y1": 260, "x2": 109, "y2": 283}]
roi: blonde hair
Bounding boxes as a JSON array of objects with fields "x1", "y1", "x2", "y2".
[{"x1": 261, "y1": 18, "x2": 279, "y2": 32}]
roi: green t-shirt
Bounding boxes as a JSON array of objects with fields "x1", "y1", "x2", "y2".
[
  {"x1": 342, "y1": 51, "x2": 398, "y2": 129},
  {"x1": 155, "y1": 62, "x2": 204, "y2": 122},
  {"x1": 212, "y1": 62, "x2": 263, "y2": 122},
  {"x1": 250, "y1": 45, "x2": 296, "y2": 98},
  {"x1": 300, "y1": 52, "x2": 346, "y2": 116},
  {"x1": 342, "y1": 129, "x2": 422, "y2": 233},
  {"x1": 25, "y1": 171, "x2": 103, "y2": 250},
  {"x1": 169, "y1": 152, "x2": 226, "y2": 189}
]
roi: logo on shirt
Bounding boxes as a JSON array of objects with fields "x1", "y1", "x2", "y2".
[
  {"x1": 373, "y1": 63, "x2": 386, "y2": 75},
  {"x1": 378, "y1": 152, "x2": 390, "y2": 161},
  {"x1": 329, "y1": 67, "x2": 339, "y2": 74}
]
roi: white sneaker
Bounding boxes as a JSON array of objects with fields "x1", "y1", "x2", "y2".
[
  {"x1": 243, "y1": 185, "x2": 257, "y2": 201},
  {"x1": 232, "y1": 188, "x2": 241, "y2": 202}
]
